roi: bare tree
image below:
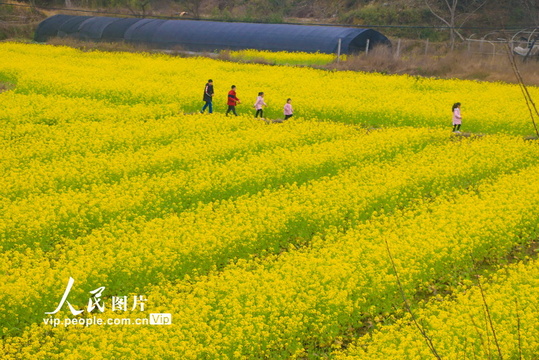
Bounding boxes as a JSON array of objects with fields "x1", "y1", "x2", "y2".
[
  {"x1": 425, "y1": 0, "x2": 487, "y2": 49},
  {"x1": 126, "y1": 0, "x2": 152, "y2": 18}
]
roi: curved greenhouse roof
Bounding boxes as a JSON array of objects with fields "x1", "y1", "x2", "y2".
[{"x1": 35, "y1": 15, "x2": 391, "y2": 54}]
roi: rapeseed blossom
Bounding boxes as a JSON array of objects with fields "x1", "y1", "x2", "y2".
[
  {"x1": 227, "y1": 49, "x2": 342, "y2": 66},
  {"x1": 0, "y1": 42, "x2": 538, "y2": 134},
  {"x1": 2, "y1": 43, "x2": 539, "y2": 359}
]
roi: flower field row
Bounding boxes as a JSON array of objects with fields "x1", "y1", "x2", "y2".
[
  {"x1": 2, "y1": 129, "x2": 539, "y2": 345},
  {"x1": 336, "y1": 258, "x2": 539, "y2": 359},
  {"x1": 0, "y1": 124, "x2": 443, "y2": 254},
  {"x1": 3, "y1": 140, "x2": 539, "y2": 358},
  {"x1": 0, "y1": 109, "x2": 358, "y2": 199},
  {"x1": 1, "y1": 42, "x2": 539, "y2": 134},
  {"x1": 0, "y1": 125, "x2": 440, "y2": 332}
]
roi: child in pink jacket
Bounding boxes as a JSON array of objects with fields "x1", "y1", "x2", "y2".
[
  {"x1": 284, "y1": 98, "x2": 293, "y2": 120},
  {"x1": 254, "y1": 92, "x2": 267, "y2": 118},
  {"x1": 452, "y1": 102, "x2": 462, "y2": 132}
]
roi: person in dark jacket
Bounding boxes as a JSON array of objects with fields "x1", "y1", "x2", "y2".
[
  {"x1": 226, "y1": 85, "x2": 240, "y2": 116},
  {"x1": 201, "y1": 79, "x2": 214, "y2": 114}
]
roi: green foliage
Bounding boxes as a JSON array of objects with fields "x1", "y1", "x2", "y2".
[
  {"x1": 242, "y1": 0, "x2": 286, "y2": 22},
  {"x1": 0, "y1": 70, "x2": 18, "y2": 86}
]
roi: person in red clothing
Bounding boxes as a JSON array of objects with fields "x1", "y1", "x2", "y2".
[{"x1": 226, "y1": 85, "x2": 240, "y2": 116}]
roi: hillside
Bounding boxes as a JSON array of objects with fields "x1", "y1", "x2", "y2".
[{"x1": 1, "y1": 0, "x2": 535, "y2": 41}]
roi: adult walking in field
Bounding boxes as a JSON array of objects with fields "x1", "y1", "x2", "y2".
[
  {"x1": 226, "y1": 85, "x2": 240, "y2": 116},
  {"x1": 201, "y1": 79, "x2": 214, "y2": 114},
  {"x1": 452, "y1": 102, "x2": 462, "y2": 132},
  {"x1": 284, "y1": 98, "x2": 293, "y2": 120},
  {"x1": 254, "y1": 92, "x2": 267, "y2": 118}
]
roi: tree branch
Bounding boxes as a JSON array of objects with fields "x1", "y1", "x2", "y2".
[
  {"x1": 425, "y1": 0, "x2": 453, "y2": 28},
  {"x1": 384, "y1": 238, "x2": 442, "y2": 360},
  {"x1": 458, "y1": 0, "x2": 488, "y2": 32}
]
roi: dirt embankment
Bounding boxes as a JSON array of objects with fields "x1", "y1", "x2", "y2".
[{"x1": 0, "y1": 2, "x2": 47, "y2": 40}]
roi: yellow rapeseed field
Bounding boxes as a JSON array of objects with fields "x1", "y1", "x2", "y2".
[
  {"x1": 2, "y1": 42, "x2": 539, "y2": 359},
  {"x1": 227, "y1": 49, "x2": 342, "y2": 66}
]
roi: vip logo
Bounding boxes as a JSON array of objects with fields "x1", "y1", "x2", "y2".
[{"x1": 149, "y1": 313, "x2": 172, "y2": 325}]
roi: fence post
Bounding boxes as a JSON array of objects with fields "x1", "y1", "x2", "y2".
[
  {"x1": 366, "y1": 39, "x2": 370, "y2": 55},
  {"x1": 425, "y1": 39, "x2": 429, "y2": 55},
  {"x1": 395, "y1": 39, "x2": 401, "y2": 59},
  {"x1": 337, "y1": 38, "x2": 342, "y2": 63}
]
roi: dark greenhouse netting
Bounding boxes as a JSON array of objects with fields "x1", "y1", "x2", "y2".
[{"x1": 35, "y1": 15, "x2": 391, "y2": 54}]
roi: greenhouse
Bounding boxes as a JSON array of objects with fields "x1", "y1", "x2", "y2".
[{"x1": 35, "y1": 14, "x2": 390, "y2": 54}]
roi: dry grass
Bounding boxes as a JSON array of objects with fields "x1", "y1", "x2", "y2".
[
  {"x1": 331, "y1": 41, "x2": 539, "y2": 86},
  {"x1": 0, "y1": 82, "x2": 14, "y2": 93}
]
